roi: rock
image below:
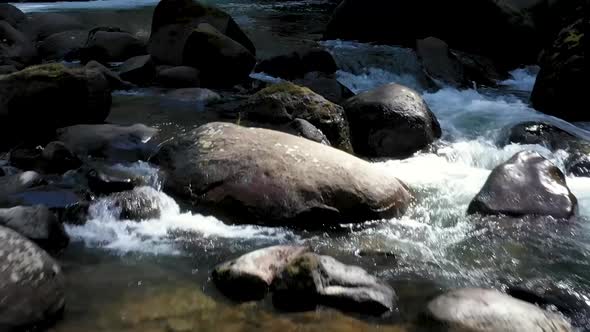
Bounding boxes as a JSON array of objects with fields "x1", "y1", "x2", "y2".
[
  {"x1": 0, "y1": 205, "x2": 69, "y2": 251},
  {"x1": 289, "y1": 118, "x2": 331, "y2": 146},
  {"x1": 272, "y1": 253, "x2": 396, "y2": 315},
  {"x1": 293, "y1": 72, "x2": 354, "y2": 104},
  {"x1": 0, "y1": 64, "x2": 112, "y2": 142},
  {"x1": 89, "y1": 186, "x2": 177, "y2": 221},
  {"x1": 531, "y1": 17, "x2": 585, "y2": 121},
  {"x1": 42, "y1": 141, "x2": 83, "y2": 174},
  {"x1": 0, "y1": 171, "x2": 44, "y2": 202},
  {"x1": 152, "y1": 122, "x2": 412, "y2": 226},
  {"x1": 212, "y1": 245, "x2": 310, "y2": 301},
  {"x1": 164, "y1": 88, "x2": 221, "y2": 105},
  {"x1": 244, "y1": 82, "x2": 353, "y2": 152},
  {"x1": 0, "y1": 4, "x2": 26, "y2": 28},
  {"x1": 0, "y1": 64, "x2": 17, "y2": 74},
  {"x1": 0, "y1": 226, "x2": 65, "y2": 331},
  {"x1": 21, "y1": 13, "x2": 85, "y2": 41},
  {"x1": 156, "y1": 66, "x2": 201, "y2": 88},
  {"x1": 182, "y1": 23, "x2": 255, "y2": 87},
  {"x1": 149, "y1": 0, "x2": 255, "y2": 65},
  {"x1": 507, "y1": 279, "x2": 590, "y2": 330},
  {"x1": 86, "y1": 168, "x2": 136, "y2": 195},
  {"x1": 467, "y1": 151, "x2": 577, "y2": 219},
  {"x1": 426, "y1": 288, "x2": 572, "y2": 332},
  {"x1": 37, "y1": 30, "x2": 87, "y2": 61},
  {"x1": 343, "y1": 83, "x2": 441, "y2": 159},
  {"x1": 118, "y1": 55, "x2": 156, "y2": 86},
  {"x1": 500, "y1": 121, "x2": 590, "y2": 177},
  {"x1": 416, "y1": 37, "x2": 467, "y2": 88},
  {"x1": 81, "y1": 27, "x2": 146, "y2": 63},
  {"x1": 86, "y1": 60, "x2": 134, "y2": 90},
  {"x1": 325, "y1": 0, "x2": 542, "y2": 69},
  {"x1": 255, "y1": 47, "x2": 338, "y2": 80},
  {"x1": 0, "y1": 20, "x2": 38, "y2": 66},
  {"x1": 57, "y1": 124, "x2": 158, "y2": 162}
]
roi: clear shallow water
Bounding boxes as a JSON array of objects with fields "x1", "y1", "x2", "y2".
[{"x1": 13, "y1": 0, "x2": 590, "y2": 330}]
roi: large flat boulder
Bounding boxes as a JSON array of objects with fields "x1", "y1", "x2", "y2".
[{"x1": 153, "y1": 122, "x2": 412, "y2": 227}]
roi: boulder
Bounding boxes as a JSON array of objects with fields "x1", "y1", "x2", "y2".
[
  {"x1": 293, "y1": 71, "x2": 354, "y2": 104},
  {"x1": 118, "y1": 55, "x2": 156, "y2": 86},
  {"x1": 255, "y1": 47, "x2": 337, "y2": 80},
  {"x1": 57, "y1": 124, "x2": 158, "y2": 162},
  {"x1": 426, "y1": 288, "x2": 572, "y2": 332},
  {"x1": 0, "y1": 64, "x2": 112, "y2": 142},
  {"x1": 0, "y1": 171, "x2": 44, "y2": 202},
  {"x1": 0, "y1": 226, "x2": 65, "y2": 331},
  {"x1": 289, "y1": 118, "x2": 331, "y2": 146},
  {"x1": 89, "y1": 186, "x2": 176, "y2": 221},
  {"x1": 37, "y1": 30, "x2": 88, "y2": 61},
  {"x1": 0, "y1": 20, "x2": 38, "y2": 66},
  {"x1": 152, "y1": 122, "x2": 412, "y2": 226},
  {"x1": 0, "y1": 4, "x2": 26, "y2": 28},
  {"x1": 531, "y1": 16, "x2": 585, "y2": 121},
  {"x1": 148, "y1": 0, "x2": 255, "y2": 65},
  {"x1": 182, "y1": 23, "x2": 255, "y2": 87},
  {"x1": 325, "y1": 0, "x2": 542, "y2": 69},
  {"x1": 9, "y1": 142, "x2": 81, "y2": 174},
  {"x1": 244, "y1": 82, "x2": 353, "y2": 152},
  {"x1": 85, "y1": 60, "x2": 134, "y2": 90},
  {"x1": 86, "y1": 167, "x2": 136, "y2": 195},
  {"x1": 156, "y1": 65, "x2": 200, "y2": 87},
  {"x1": 467, "y1": 151, "x2": 577, "y2": 219},
  {"x1": 343, "y1": 83, "x2": 441, "y2": 159},
  {"x1": 81, "y1": 27, "x2": 146, "y2": 63},
  {"x1": 21, "y1": 13, "x2": 85, "y2": 41},
  {"x1": 164, "y1": 88, "x2": 221, "y2": 105},
  {"x1": 416, "y1": 37, "x2": 467, "y2": 88},
  {"x1": 212, "y1": 245, "x2": 310, "y2": 301},
  {"x1": 272, "y1": 253, "x2": 396, "y2": 315},
  {"x1": 0, "y1": 205, "x2": 69, "y2": 251}
]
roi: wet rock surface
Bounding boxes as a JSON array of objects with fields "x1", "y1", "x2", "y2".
[{"x1": 0, "y1": 205, "x2": 68, "y2": 251}]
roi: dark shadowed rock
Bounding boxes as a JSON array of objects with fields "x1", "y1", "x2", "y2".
[
  {"x1": 153, "y1": 122, "x2": 412, "y2": 227},
  {"x1": 42, "y1": 141, "x2": 82, "y2": 174},
  {"x1": 0, "y1": 205, "x2": 68, "y2": 251},
  {"x1": 289, "y1": 118, "x2": 330, "y2": 145},
  {"x1": 531, "y1": 16, "x2": 585, "y2": 121},
  {"x1": 149, "y1": 0, "x2": 255, "y2": 64},
  {"x1": 343, "y1": 83, "x2": 441, "y2": 159},
  {"x1": 244, "y1": 82, "x2": 353, "y2": 152},
  {"x1": 89, "y1": 186, "x2": 176, "y2": 221},
  {"x1": 0, "y1": 20, "x2": 38, "y2": 66},
  {"x1": 255, "y1": 47, "x2": 337, "y2": 80},
  {"x1": 416, "y1": 37, "x2": 466, "y2": 88},
  {"x1": 213, "y1": 245, "x2": 310, "y2": 301},
  {"x1": 85, "y1": 60, "x2": 134, "y2": 90},
  {"x1": 0, "y1": 64, "x2": 112, "y2": 142},
  {"x1": 21, "y1": 13, "x2": 85, "y2": 41},
  {"x1": 0, "y1": 4, "x2": 26, "y2": 28},
  {"x1": 86, "y1": 168, "x2": 136, "y2": 196},
  {"x1": 426, "y1": 288, "x2": 572, "y2": 332},
  {"x1": 0, "y1": 226, "x2": 65, "y2": 331},
  {"x1": 81, "y1": 27, "x2": 146, "y2": 63},
  {"x1": 37, "y1": 30, "x2": 87, "y2": 61},
  {"x1": 118, "y1": 54, "x2": 156, "y2": 86},
  {"x1": 164, "y1": 88, "x2": 221, "y2": 105},
  {"x1": 57, "y1": 124, "x2": 158, "y2": 162},
  {"x1": 468, "y1": 151, "x2": 577, "y2": 219},
  {"x1": 293, "y1": 71, "x2": 354, "y2": 104},
  {"x1": 156, "y1": 65, "x2": 200, "y2": 88},
  {"x1": 182, "y1": 23, "x2": 255, "y2": 87},
  {"x1": 272, "y1": 253, "x2": 396, "y2": 315},
  {"x1": 0, "y1": 171, "x2": 44, "y2": 201}
]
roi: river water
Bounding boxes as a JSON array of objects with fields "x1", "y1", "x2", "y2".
[{"x1": 13, "y1": 1, "x2": 590, "y2": 331}]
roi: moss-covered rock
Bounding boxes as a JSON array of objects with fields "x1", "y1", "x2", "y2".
[
  {"x1": 244, "y1": 82, "x2": 353, "y2": 153},
  {"x1": 0, "y1": 63, "x2": 111, "y2": 143}
]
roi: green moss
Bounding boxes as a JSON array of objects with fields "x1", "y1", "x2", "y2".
[
  {"x1": 563, "y1": 30, "x2": 583, "y2": 46},
  {"x1": 11, "y1": 63, "x2": 69, "y2": 79},
  {"x1": 257, "y1": 82, "x2": 314, "y2": 97}
]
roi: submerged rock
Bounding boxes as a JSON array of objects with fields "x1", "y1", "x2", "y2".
[
  {"x1": 0, "y1": 226, "x2": 65, "y2": 331},
  {"x1": 426, "y1": 288, "x2": 572, "y2": 332},
  {"x1": 0, "y1": 64, "x2": 112, "y2": 142},
  {"x1": 57, "y1": 124, "x2": 158, "y2": 162},
  {"x1": 213, "y1": 245, "x2": 310, "y2": 301},
  {"x1": 244, "y1": 82, "x2": 353, "y2": 152},
  {"x1": 0, "y1": 205, "x2": 68, "y2": 251},
  {"x1": 343, "y1": 83, "x2": 441, "y2": 159},
  {"x1": 154, "y1": 122, "x2": 411, "y2": 226},
  {"x1": 272, "y1": 253, "x2": 396, "y2": 315},
  {"x1": 468, "y1": 151, "x2": 577, "y2": 219}
]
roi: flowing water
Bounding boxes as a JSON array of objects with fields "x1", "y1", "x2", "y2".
[{"x1": 12, "y1": 1, "x2": 590, "y2": 331}]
